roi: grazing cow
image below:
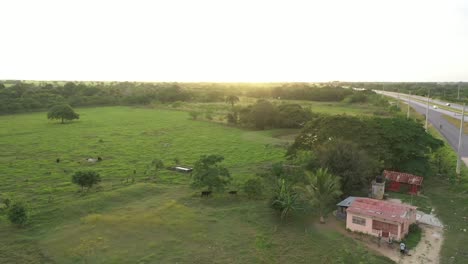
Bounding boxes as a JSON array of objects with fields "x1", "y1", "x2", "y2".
[
  {"x1": 97, "y1": 157, "x2": 102, "y2": 162},
  {"x1": 56, "y1": 158, "x2": 60, "y2": 163},
  {"x1": 228, "y1": 191, "x2": 237, "y2": 195},
  {"x1": 201, "y1": 191, "x2": 212, "y2": 197}
]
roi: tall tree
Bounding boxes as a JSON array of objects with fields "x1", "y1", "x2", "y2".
[
  {"x1": 299, "y1": 168, "x2": 342, "y2": 223},
  {"x1": 47, "y1": 104, "x2": 79, "y2": 124},
  {"x1": 248, "y1": 100, "x2": 278, "y2": 130},
  {"x1": 277, "y1": 104, "x2": 312, "y2": 128},
  {"x1": 191, "y1": 155, "x2": 231, "y2": 192},
  {"x1": 288, "y1": 115, "x2": 442, "y2": 174},
  {"x1": 225, "y1": 95, "x2": 240, "y2": 108},
  {"x1": 316, "y1": 139, "x2": 378, "y2": 196}
]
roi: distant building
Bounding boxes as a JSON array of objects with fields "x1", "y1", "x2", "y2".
[{"x1": 345, "y1": 198, "x2": 417, "y2": 241}]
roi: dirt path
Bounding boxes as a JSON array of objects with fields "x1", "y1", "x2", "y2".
[
  {"x1": 400, "y1": 224, "x2": 444, "y2": 264},
  {"x1": 319, "y1": 218, "x2": 444, "y2": 264}
]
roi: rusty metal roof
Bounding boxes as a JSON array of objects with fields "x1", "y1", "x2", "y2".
[
  {"x1": 384, "y1": 170, "x2": 424, "y2": 186},
  {"x1": 347, "y1": 197, "x2": 417, "y2": 223}
]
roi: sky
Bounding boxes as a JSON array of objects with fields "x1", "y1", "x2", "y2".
[{"x1": 1, "y1": 0, "x2": 467, "y2": 82}]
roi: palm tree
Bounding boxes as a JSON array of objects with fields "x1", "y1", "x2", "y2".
[
  {"x1": 225, "y1": 95, "x2": 240, "y2": 108},
  {"x1": 300, "y1": 168, "x2": 342, "y2": 224}
]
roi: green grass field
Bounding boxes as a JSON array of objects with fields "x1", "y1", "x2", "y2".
[{"x1": 0, "y1": 107, "x2": 393, "y2": 263}]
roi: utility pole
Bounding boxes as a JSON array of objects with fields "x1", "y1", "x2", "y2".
[
  {"x1": 456, "y1": 103, "x2": 465, "y2": 177},
  {"x1": 407, "y1": 91, "x2": 411, "y2": 119},
  {"x1": 458, "y1": 82, "x2": 461, "y2": 100},
  {"x1": 425, "y1": 92, "x2": 430, "y2": 131},
  {"x1": 397, "y1": 89, "x2": 400, "y2": 107}
]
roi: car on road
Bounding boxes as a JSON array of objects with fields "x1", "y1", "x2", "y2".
[
  {"x1": 433, "y1": 105, "x2": 438, "y2": 109},
  {"x1": 446, "y1": 103, "x2": 451, "y2": 106}
]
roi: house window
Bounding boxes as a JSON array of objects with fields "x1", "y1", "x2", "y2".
[{"x1": 352, "y1": 216, "x2": 366, "y2": 226}]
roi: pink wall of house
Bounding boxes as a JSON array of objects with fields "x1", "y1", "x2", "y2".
[
  {"x1": 346, "y1": 212, "x2": 374, "y2": 234},
  {"x1": 346, "y1": 210, "x2": 417, "y2": 241}
]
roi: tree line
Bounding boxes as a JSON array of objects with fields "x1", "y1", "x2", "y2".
[
  {"x1": 0, "y1": 81, "x2": 393, "y2": 115},
  {"x1": 227, "y1": 91, "x2": 394, "y2": 130},
  {"x1": 0, "y1": 81, "x2": 193, "y2": 114}
]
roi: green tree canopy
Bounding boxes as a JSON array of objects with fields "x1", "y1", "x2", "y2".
[
  {"x1": 47, "y1": 104, "x2": 79, "y2": 123},
  {"x1": 241, "y1": 100, "x2": 278, "y2": 130},
  {"x1": 314, "y1": 139, "x2": 378, "y2": 196},
  {"x1": 288, "y1": 115, "x2": 443, "y2": 174},
  {"x1": 277, "y1": 104, "x2": 312, "y2": 128},
  {"x1": 191, "y1": 155, "x2": 231, "y2": 192},
  {"x1": 72, "y1": 170, "x2": 101, "y2": 191}
]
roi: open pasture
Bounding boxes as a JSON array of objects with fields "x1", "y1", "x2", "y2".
[{"x1": 0, "y1": 106, "x2": 392, "y2": 263}]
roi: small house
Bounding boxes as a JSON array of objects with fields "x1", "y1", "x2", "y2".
[
  {"x1": 384, "y1": 170, "x2": 423, "y2": 195},
  {"x1": 346, "y1": 198, "x2": 417, "y2": 241}
]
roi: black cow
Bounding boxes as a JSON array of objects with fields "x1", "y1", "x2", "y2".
[{"x1": 201, "y1": 191, "x2": 212, "y2": 197}]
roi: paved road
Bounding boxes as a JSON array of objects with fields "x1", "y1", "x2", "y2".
[
  {"x1": 375, "y1": 91, "x2": 468, "y2": 166},
  {"x1": 392, "y1": 92, "x2": 466, "y2": 112}
]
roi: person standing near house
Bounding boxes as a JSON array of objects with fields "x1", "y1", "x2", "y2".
[{"x1": 400, "y1": 242, "x2": 406, "y2": 254}]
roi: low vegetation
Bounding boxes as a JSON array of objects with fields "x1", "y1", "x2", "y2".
[
  {"x1": 7, "y1": 202, "x2": 28, "y2": 226},
  {"x1": 401, "y1": 224, "x2": 422, "y2": 249}
]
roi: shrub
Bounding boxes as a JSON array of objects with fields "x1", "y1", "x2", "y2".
[
  {"x1": 3, "y1": 197, "x2": 11, "y2": 208},
  {"x1": 7, "y1": 202, "x2": 28, "y2": 226},
  {"x1": 226, "y1": 112, "x2": 238, "y2": 124},
  {"x1": 402, "y1": 223, "x2": 422, "y2": 249},
  {"x1": 189, "y1": 111, "x2": 199, "y2": 120},
  {"x1": 205, "y1": 112, "x2": 213, "y2": 120},
  {"x1": 72, "y1": 170, "x2": 101, "y2": 191},
  {"x1": 271, "y1": 179, "x2": 301, "y2": 219},
  {"x1": 243, "y1": 178, "x2": 263, "y2": 199}
]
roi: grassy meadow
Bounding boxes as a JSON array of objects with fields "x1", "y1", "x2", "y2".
[{"x1": 0, "y1": 106, "x2": 393, "y2": 263}]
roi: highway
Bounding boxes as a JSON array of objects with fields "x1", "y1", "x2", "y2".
[{"x1": 375, "y1": 91, "x2": 468, "y2": 166}]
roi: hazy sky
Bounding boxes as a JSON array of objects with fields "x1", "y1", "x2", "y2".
[{"x1": 1, "y1": 0, "x2": 467, "y2": 82}]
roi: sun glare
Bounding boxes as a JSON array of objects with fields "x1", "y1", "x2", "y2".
[{"x1": 0, "y1": 0, "x2": 467, "y2": 82}]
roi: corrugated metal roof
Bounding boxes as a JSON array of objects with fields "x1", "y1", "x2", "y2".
[
  {"x1": 384, "y1": 170, "x2": 423, "y2": 186},
  {"x1": 347, "y1": 198, "x2": 417, "y2": 223},
  {"x1": 336, "y1": 196, "x2": 356, "y2": 207}
]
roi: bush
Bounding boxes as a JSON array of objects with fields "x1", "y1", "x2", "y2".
[
  {"x1": 243, "y1": 178, "x2": 263, "y2": 199},
  {"x1": 189, "y1": 111, "x2": 199, "y2": 120},
  {"x1": 271, "y1": 179, "x2": 301, "y2": 219},
  {"x1": 7, "y1": 202, "x2": 28, "y2": 226},
  {"x1": 205, "y1": 112, "x2": 213, "y2": 120},
  {"x1": 226, "y1": 112, "x2": 238, "y2": 124},
  {"x1": 402, "y1": 224, "x2": 422, "y2": 249},
  {"x1": 72, "y1": 170, "x2": 101, "y2": 191},
  {"x1": 3, "y1": 197, "x2": 11, "y2": 208}
]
